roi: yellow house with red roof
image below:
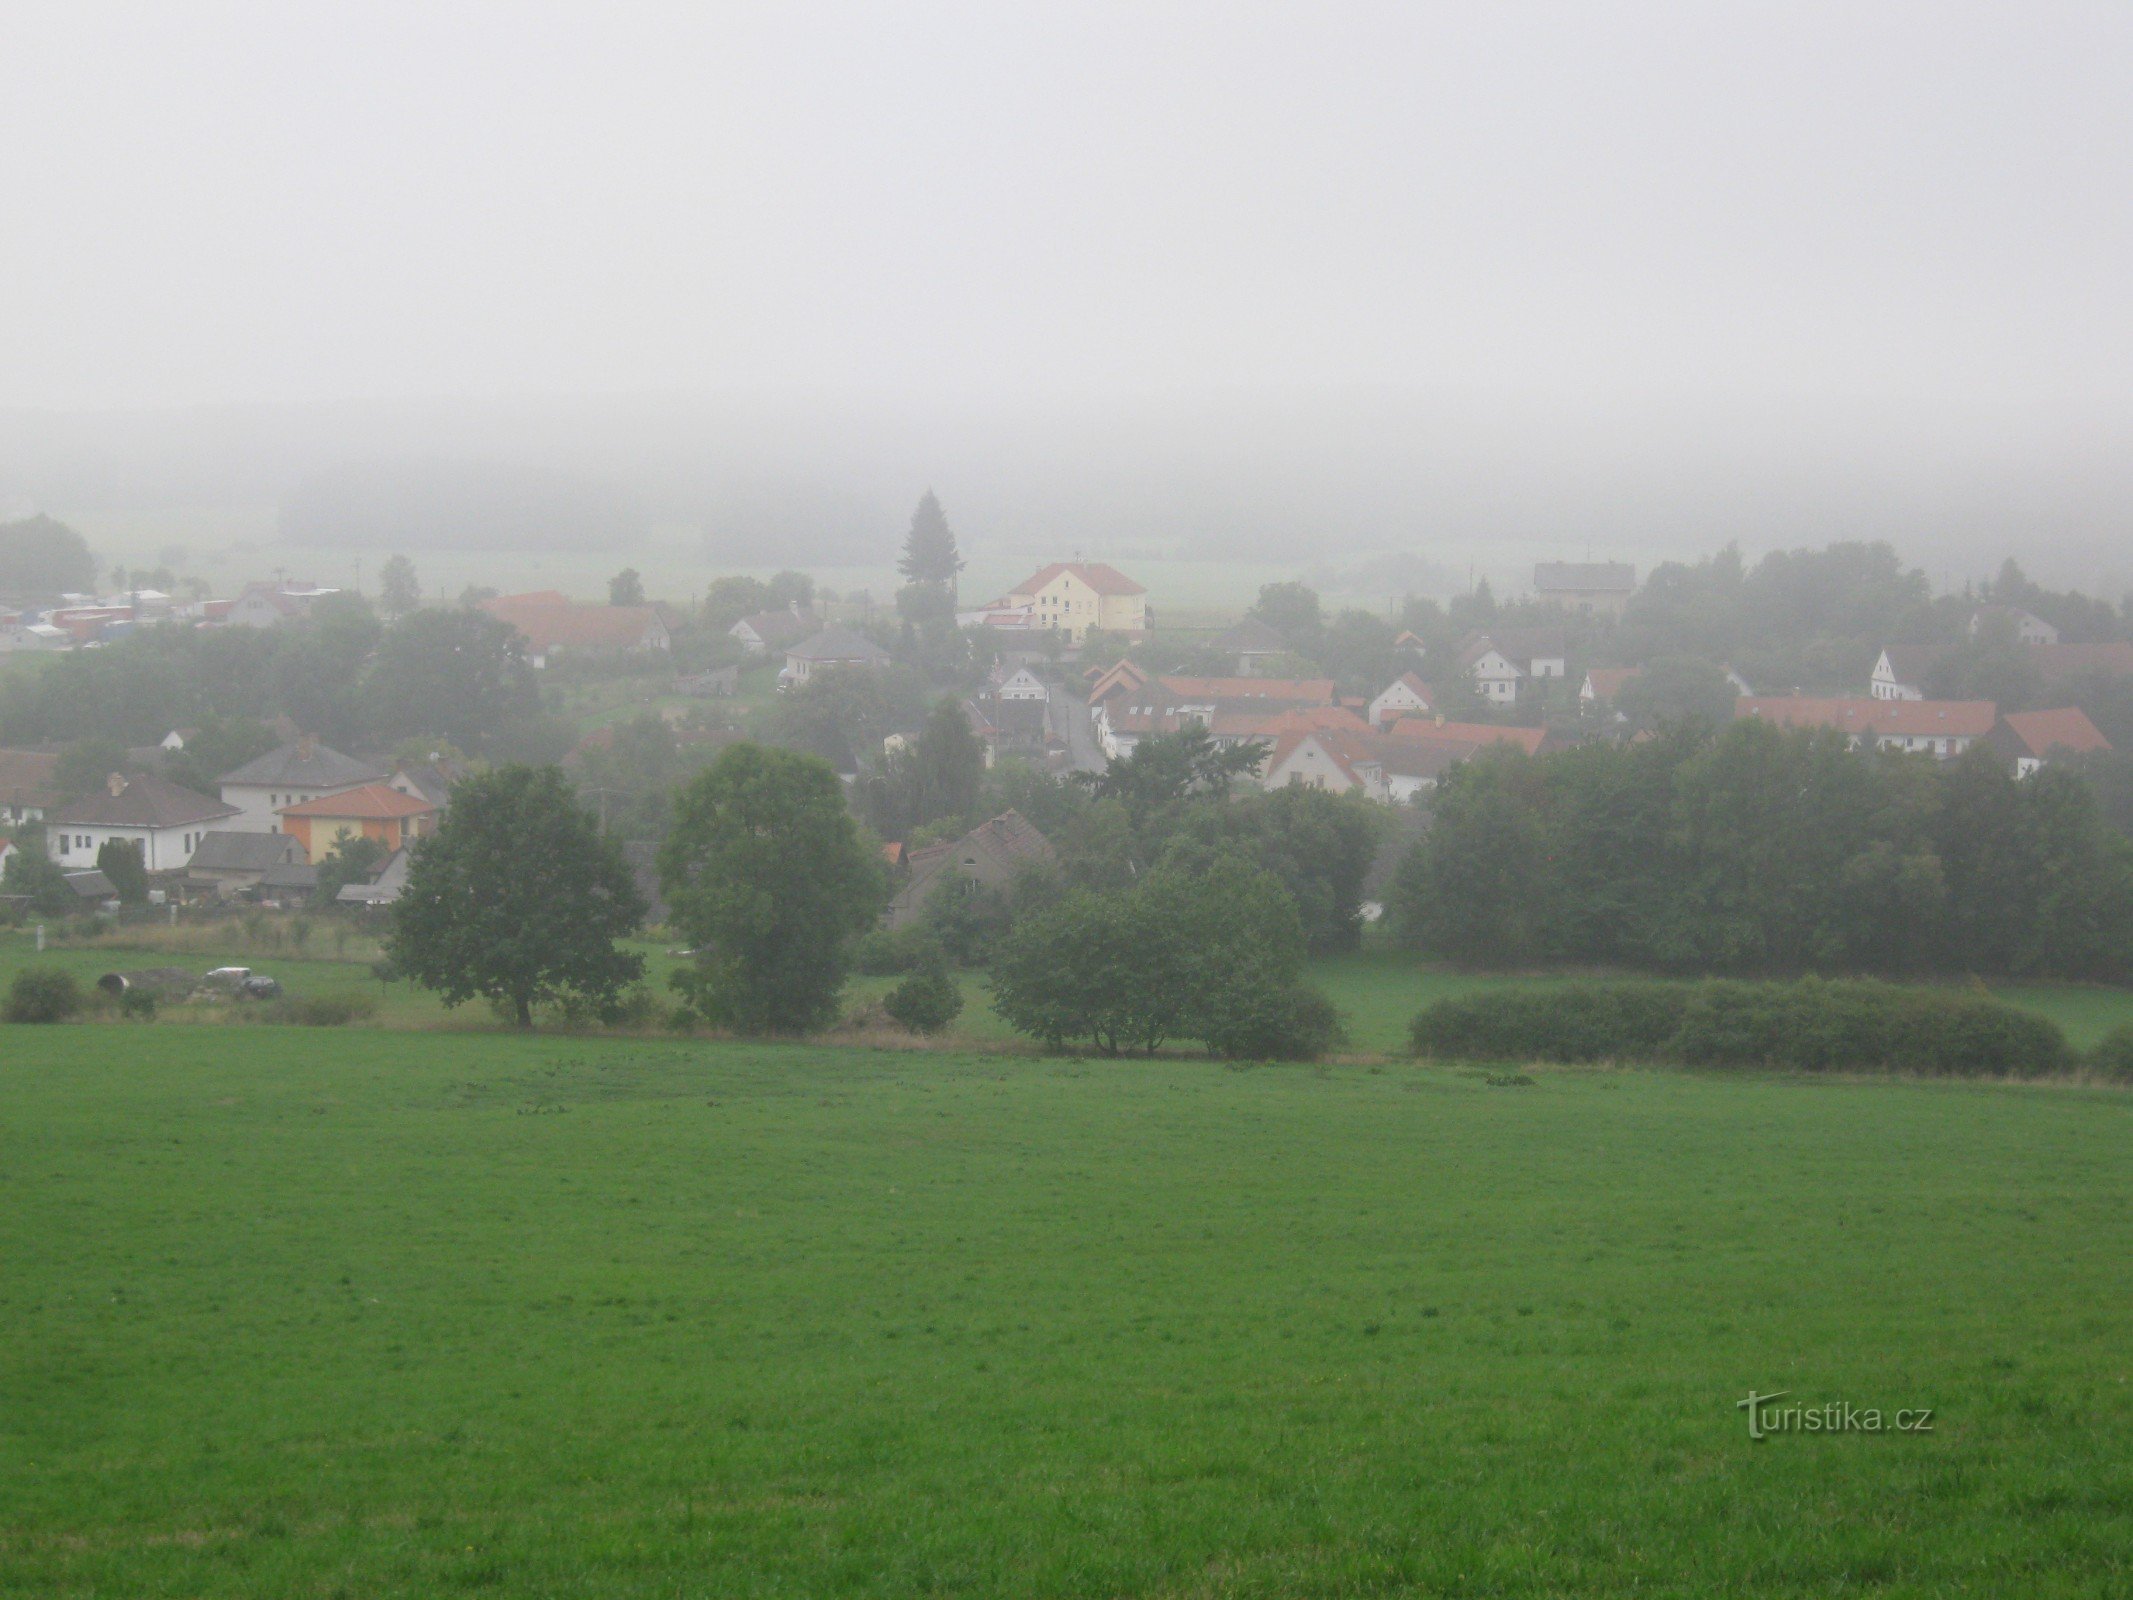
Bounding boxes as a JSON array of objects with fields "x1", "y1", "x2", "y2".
[
  {"x1": 277, "y1": 784, "x2": 437, "y2": 863},
  {"x1": 995, "y1": 562, "x2": 1146, "y2": 644}
]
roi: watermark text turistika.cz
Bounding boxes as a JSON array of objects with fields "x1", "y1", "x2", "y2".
[{"x1": 1737, "y1": 1391, "x2": 1934, "y2": 1440}]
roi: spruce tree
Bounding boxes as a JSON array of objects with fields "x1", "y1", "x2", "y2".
[{"x1": 898, "y1": 491, "x2": 965, "y2": 592}]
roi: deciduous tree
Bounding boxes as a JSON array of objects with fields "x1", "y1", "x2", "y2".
[
  {"x1": 389, "y1": 765, "x2": 645, "y2": 1026},
  {"x1": 659, "y1": 744, "x2": 886, "y2": 1033}
]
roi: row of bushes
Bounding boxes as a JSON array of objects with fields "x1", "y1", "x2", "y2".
[
  {"x1": 3, "y1": 968, "x2": 380, "y2": 1027},
  {"x1": 1410, "y1": 978, "x2": 2131, "y2": 1079}
]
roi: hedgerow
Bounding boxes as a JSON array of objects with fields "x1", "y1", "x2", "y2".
[{"x1": 1411, "y1": 978, "x2": 2073, "y2": 1078}]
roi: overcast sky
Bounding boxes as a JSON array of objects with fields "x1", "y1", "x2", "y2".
[{"x1": 5, "y1": 1, "x2": 2130, "y2": 414}]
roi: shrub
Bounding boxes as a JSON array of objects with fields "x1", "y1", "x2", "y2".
[
  {"x1": 1411, "y1": 982, "x2": 1682, "y2": 1064},
  {"x1": 884, "y1": 963, "x2": 964, "y2": 1035},
  {"x1": 5, "y1": 967, "x2": 84, "y2": 1024},
  {"x1": 1411, "y1": 978, "x2": 2073, "y2": 1078},
  {"x1": 1200, "y1": 975, "x2": 1343, "y2": 1062},
  {"x1": 119, "y1": 987, "x2": 158, "y2": 1021},
  {"x1": 2090, "y1": 1025, "x2": 2133, "y2": 1083},
  {"x1": 264, "y1": 994, "x2": 379, "y2": 1027},
  {"x1": 852, "y1": 925, "x2": 943, "y2": 977}
]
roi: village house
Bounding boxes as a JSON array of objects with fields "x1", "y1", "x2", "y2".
[
  {"x1": 0, "y1": 619, "x2": 73, "y2": 652},
  {"x1": 781, "y1": 626, "x2": 891, "y2": 687},
  {"x1": 885, "y1": 810, "x2": 1056, "y2": 928},
  {"x1": 334, "y1": 847, "x2": 415, "y2": 907},
  {"x1": 479, "y1": 591, "x2": 672, "y2": 669},
  {"x1": 1212, "y1": 616, "x2": 1291, "y2": 674},
  {"x1": 1261, "y1": 721, "x2": 1515, "y2": 805},
  {"x1": 277, "y1": 784, "x2": 437, "y2": 864},
  {"x1": 0, "y1": 747, "x2": 62, "y2": 825},
  {"x1": 728, "y1": 606, "x2": 818, "y2": 656},
  {"x1": 1092, "y1": 673, "x2": 1339, "y2": 758},
  {"x1": 45, "y1": 773, "x2": 239, "y2": 874},
  {"x1": 387, "y1": 756, "x2": 467, "y2": 812},
  {"x1": 184, "y1": 830, "x2": 307, "y2": 898},
  {"x1": 1578, "y1": 666, "x2": 1640, "y2": 712},
  {"x1": 1970, "y1": 605, "x2": 2058, "y2": 645},
  {"x1": 1367, "y1": 672, "x2": 1435, "y2": 728},
  {"x1": 218, "y1": 738, "x2": 389, "y2": 833},
  {"x1": 1868, "y1": 647, "x2": 1940, "y2": 701},
  {"x1": 1987, "y1": 708, "x2": 2112, "y2": 776},
  {"x1": 1735, "y1": 696, "x2": 1999, "y2": 758},
  {"x1": 1456, "y1": 630, "x2": 1567, "y2": 705},
  {"x1": 983, "y1": 563, "x2": 1146, "y2": 645},
  {"x1": 223, "y1": 581, "x2": 339, "y2": 630},
  {"x1": 1534, "y1": 562, "x2": 1636, "y2": 616}
]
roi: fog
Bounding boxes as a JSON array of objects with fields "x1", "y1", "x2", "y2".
[{"x1": 4, "y1": 2, "x2": 2131, "y2": 588}]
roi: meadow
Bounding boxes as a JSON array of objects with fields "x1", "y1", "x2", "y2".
[
  {"x1": 3, "y1": 1025, "x2": 2130, "y2": 1597},
  {"x1": 10, "y1": 925, "x2": 2133, "y2": 1058}
]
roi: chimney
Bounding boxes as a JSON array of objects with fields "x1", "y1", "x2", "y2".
[{"x1": 106, "y1": 772, "x2": 126, "y2": 797}]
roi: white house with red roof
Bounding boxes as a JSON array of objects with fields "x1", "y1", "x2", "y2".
[
  {"x1": 1368, "y1": 671, "x2": 1435, "y2": 728},
  {"x1": 1735, "y1": 697, "x2": 1998, "y2": 758},
  {"x1": 986, "y1": 562, "x2": 1146, "y2": 644},
  {"x1": 1987, "y1": 708, "x2": 2112, "y2": 776}
]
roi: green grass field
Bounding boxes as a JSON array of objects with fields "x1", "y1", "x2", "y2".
[
  {"x1": 3, "y1": 1026, "x2": 2132, "y2": 1597},
  {"x1": 9, "y1": 928, "x2": 2133, "y2": 1058}
]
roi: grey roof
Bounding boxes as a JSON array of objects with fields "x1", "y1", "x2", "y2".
[
  {"x1": 1216, "y1": 616, "x2": 1290, "y2": 653},
  {"x1": 334, "y1": 847, "x2": 411, "y2": 905},
  {"x1": 188, "y1": 831, "x2": 301, "y2": 872},
  {"x1": 732, "y1": 608, "x2": 817, "y2": 647},
  {"x1": 261, "y1": 861, "x2": 319, "y2": 891},
  {"x1": 218, "y1": 740, "x2": 387, "y2": 790},
  {"x1": 390, "y1": 761, "x2": 462, "y2": 807},
  {"x1": 1534, "y1": 561, "x2": 1635, "y2": 593},
  {"x1": 788, "y1": 626, "x2": 890, "y2": 664},
  {"x1": 64, "y1": 869, "x2": 117, "y2": 898},
  {"x1": 49, "y1": 774, "x2": 239, "y2": 829}
]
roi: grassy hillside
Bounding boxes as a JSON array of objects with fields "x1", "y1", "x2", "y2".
[{"x1": 3, "y1": 1029, "x2": 2130, "y2": 1596}]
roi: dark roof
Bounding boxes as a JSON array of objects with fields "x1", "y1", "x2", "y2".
[
  {"x1": 64, "y1": 869, "x2": 117, "y2": 898},
  {"x1": 218, "y1": 740, "x2": 387, "y2": 790},
  {"x1": 1534, "y1": 561, "x2": 1635, "y2": 593},
  {"x1": 261, "y1": 861, "x2": 319, "y2": 891},
  {"x1": 390, "y1": 761, "x2": 462, "y2": 807},
  {"x1": 788, "y1": 626, "x2": 890, "y2": 664},
  {"x1": 732, "y1": 609, "x2": 817, "y2": 647},
  {"x1": 1215, "y1": 616, "x2": 1291, "y2": 653},
  {"x1": 188, "y1": 831, "x2": 301, "y2": 871},
  {"x1": 49, "y1": 774, "x2": 238, "y2": 829},
  {"x1": 0, "y1": 747, "x2": 61, "y2": 812}
]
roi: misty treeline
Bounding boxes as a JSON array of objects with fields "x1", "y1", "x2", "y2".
[
  {"x1": 1091, "y1": 542, "x2": 2133, "y2": 742},
  {"x1": 1392, "y1": 719, "x2": 2133, "y2": 982},
  {"x1": 0, "y1": 515, "x2": 98, "y2": 602},
  {"x1": 0, "y1": 598, "x2": 564, "y2": 763}
]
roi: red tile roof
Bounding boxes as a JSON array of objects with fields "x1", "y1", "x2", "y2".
[
  {"x1": 1996, "y1": 708, "x2": 2111, "y2": 758},
  {"x1": 278, "y1": 784, "x2": 437, "y2": 821},
  {"x1": 480, "y1": 594, "x2": 669, "y2": 654},
  {"x1": 1581, "y1": 667, "x2": 1641, "y2": 703},
  {"x1": 1008, "y1": 562, "x2": 1146, "y2": 598},
  {"x1": 1735, "y1": 697, "x2": 1998, "y2": 739}
]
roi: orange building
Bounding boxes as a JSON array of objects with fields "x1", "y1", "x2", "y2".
[{"x1": 277, "y1": 784, "x2": 437, "y2": 864}]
